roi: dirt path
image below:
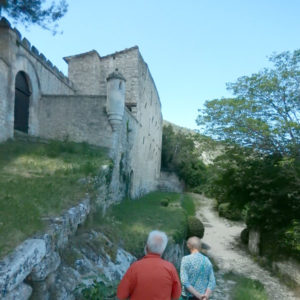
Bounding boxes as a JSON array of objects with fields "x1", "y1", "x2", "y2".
[{"x1": 193, "y1": 193, "x2": 299, "y2": 300}]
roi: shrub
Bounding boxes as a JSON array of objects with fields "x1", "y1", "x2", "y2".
[
  {"x1": 187, "y1": 216, "x2": 204, "y2": 238},
  {"x1": 241, "y1": 228, "x2": 249, "y2": 244},
  {"x1": 160, "y1": 199, "x2": 169, "y2": 207},
  {"x1": 80, "y1": 279, "x2": 117, "y2": 300},
  {"x1": 218, "y1": 203, "x2": 241, "y2": 220},
  {"x1": 190, "y1": 186, "x2": 203, "y2": 194},
  {"x1": 283, "y1": 220, "x2": 300, "y2": 258}
]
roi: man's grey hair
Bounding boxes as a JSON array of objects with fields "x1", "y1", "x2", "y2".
[
  {"x1": 187, "y1": 236, "x2": 202, "y2": 250},
  {"x1": 146, "y1": 230, "x2": 168, "y2": 255}
]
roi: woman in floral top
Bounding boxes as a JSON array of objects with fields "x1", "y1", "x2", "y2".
[{"x1": 180, "y1": 237, "x2": 216, "y2": 300}]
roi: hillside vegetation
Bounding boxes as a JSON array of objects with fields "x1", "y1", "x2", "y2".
[
  {"x1": 82, "y1": 192, "x2": 194, "y2": 259},
  {"x1": 164, "y1": 49, "x2": 300, "y2": 261},
  {"x1": 0, "y1": 139, "x2": 110, "y2": 258},
  {"x1": 161, "y1": 124, "x2": 219, "y2": 190}
]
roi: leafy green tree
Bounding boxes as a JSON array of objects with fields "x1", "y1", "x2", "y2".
[
  {"x1": 197, "y1": 50, "x2": 300, "y2": 156},
  {"x1": 161, "y1": 125, "x2": 208, "y2": 188},
  {"x1": 0, "y1": 0, "x2": 68, "y2": 33},
  {"x1": 197, "y1": 49, "x2": 300, "y2": 258},
  {"x1": 162, "y1": 125, "x2": 195, "y2": 172}
]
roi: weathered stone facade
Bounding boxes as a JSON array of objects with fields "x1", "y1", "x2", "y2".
[{"x1": 0, "y1": 17, "x2": 162, "y2": 199}]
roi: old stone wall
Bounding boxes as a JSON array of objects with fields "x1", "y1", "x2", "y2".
[
  {"x1": 62, "y1": 47, "x2": 162, "y2": 198},
  {"x1": 98, "y1": 49, "x2": 163, "y2": 196},
  {"x1": 64, "y1": 51, "x2": 102, "y2": 95},
  {"x1": 0, "y1": 58, "x2": 10, "y2": 142},
  {"x1": 133, "y1": 53, "x2": 162, "y2": 192},
  {"x1": 113, "y1": 108, "x2": 141, "y2": 199},
  {"x1": 0, "y1": 16, "x2": 163, "y2": 200},
  {"x1": 0, "y1": 197, "x2": 91, "y2": 300},
  {"x1": 38, "y1": 95, "x2": 113, "y2": 149},
  {"x1": 38, "y1": 94, "x2": 147, "y2": 199},
  {"x1": 99, "y1": 47, "x2": 140, "y2": 108},
  {"x1": 0, "y1": 18, "x2": 75, "y2": 142},
  {"x1": 65, "y1": 47, "x2": 140, "y2": 108}
]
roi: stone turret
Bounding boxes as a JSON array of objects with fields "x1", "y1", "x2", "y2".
[{"x1": 106, "y1": 69, "x2": 126, "y2": 131}]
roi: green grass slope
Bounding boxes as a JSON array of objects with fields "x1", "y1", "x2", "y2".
[
  {"x1": 0, "y1": 139, "x2": 109, "y2": 258},
  {"x1": 84, "y1": 192, "x2": 188, "y2": 258}
]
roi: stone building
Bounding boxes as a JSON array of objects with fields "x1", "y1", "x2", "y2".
[{"x1": 0, "y1": 17, "x2": 163, "y2": 199}]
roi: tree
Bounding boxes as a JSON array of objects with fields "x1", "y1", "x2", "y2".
[
  {"x1": 161, "y1": 125, "x2": 208, "y2": 188},
  {"x1": 0, "y1": 0, "x2": 68, "y2": 33},
  {"x1": 197, "y1": 50, "x2": 300, "y2": 258},
  {"x1": 197, "y1": 50, "x2": 300, "y2": 156}
]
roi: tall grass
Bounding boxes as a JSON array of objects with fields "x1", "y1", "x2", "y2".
[{"x1": 0, "y1": 139, "x2": 109, "y2": 258}]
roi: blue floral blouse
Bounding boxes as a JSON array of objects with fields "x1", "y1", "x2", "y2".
[{"x1": 180, "y1": 252, "x2": 216, "y2": 297}]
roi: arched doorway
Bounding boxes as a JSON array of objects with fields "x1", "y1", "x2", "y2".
[{"x1": 14, "y1": 71, "x2": 31, "y2": 133}]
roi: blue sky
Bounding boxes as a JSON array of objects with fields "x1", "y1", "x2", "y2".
[{"x1": 5, "y1": 0, "x2": 300, "y2": 129}]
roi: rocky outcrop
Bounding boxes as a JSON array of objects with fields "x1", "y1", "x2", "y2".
[
  {"x1": 158, "y1": 171, "x2": 184, "y2": 193},
  {"x1": 51, "y1": 230, "x2": 136, "y2": 299},
  {"x1": 248, "y1": 229, "x2": 260, "y2": 256},
  {"x1": 30, "y1": 251, "x2": 61, "y2": 282},
  {"x1": 0, "y1": 193, "x2": 137, "y2": 300},
  {"x1": 163, "y1": 240, "x2": 185, "y2": 270},
  {"x1": 0, "y1": 239, "x2": 45, "y2": 298},
  {"x1": 3, "y1": 283, "x2": 32, "y2": 300},
  {"x1": 0, "y1": 198, "x2": 90, "y2": 299}
]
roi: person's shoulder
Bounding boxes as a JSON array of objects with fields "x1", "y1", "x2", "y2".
[
  {"x1": 128, "y1": 258, "x2": 144, "y2": 270},
  {"x1": 180, "y1": 254, "x2": 193, "y2": 266},
  {"x1": 161, "y1": 258, "x2": 177, "y2": 270},
  {"x1": 182, "y1": 253, "x2": 193, "y2": 261},
  {"x1": 202, "y1": 254, "x2": 213, "y2": 267}
]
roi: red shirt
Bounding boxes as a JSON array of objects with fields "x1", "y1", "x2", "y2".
[{"x1": 117, "y1": 253, "x2": 181, "y2": 300}]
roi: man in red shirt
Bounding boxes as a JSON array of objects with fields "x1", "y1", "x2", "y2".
[{"x1": 117, "y1": 230, "x2": 182, "y2": 300}]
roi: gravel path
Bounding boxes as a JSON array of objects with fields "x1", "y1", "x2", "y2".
[{"x1": 194, "y1": 193, "x2": 299, "y2": 300}]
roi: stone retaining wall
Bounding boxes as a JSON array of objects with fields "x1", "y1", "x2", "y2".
[{"x1": 0, "y1": 197, "x2": 90, "y2": 299}]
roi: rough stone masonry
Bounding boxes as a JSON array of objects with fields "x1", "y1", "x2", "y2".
[{"x1": 0, "y1": 16, "x2": 163, "y2": 200}]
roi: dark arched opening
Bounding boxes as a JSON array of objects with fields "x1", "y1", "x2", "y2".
[{"x1": 14, "y1": 71, "x2": 31, "y2": 133}]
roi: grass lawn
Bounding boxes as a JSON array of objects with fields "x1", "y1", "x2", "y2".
[
  {"x1": 224, "y1": 272, "x2": 268, "y2": 300},
  {"x1": 0, "y1": 139, "x2": 110, "y2": 258},
  {"x1": 83, "y1": 191, "x2": 188, "y2": 259},
  {"x1": 181, "y1": 193, "x2": 196, "y2": 216}
]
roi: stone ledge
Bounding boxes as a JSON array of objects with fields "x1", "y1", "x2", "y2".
[
  {"x1": 30, "y1": 251, "x2": 61, "y2": 282},
  {"x1": 0, "y1": 197, "x2": 91, "y2": 298},
  {"x1": 0, "y1": 239, "x2": 46, "y2": 296},
  {"x1": 3, "y1": 282, "x2": 32, "y2": 300},
  {"x1": 45, "y1": 197, "x2": 90, "y2": 251}
]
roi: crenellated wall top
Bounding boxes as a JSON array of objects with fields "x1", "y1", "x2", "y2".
[{"x1": 0, "y1": 17, "x2": 73, "y2": 88}]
